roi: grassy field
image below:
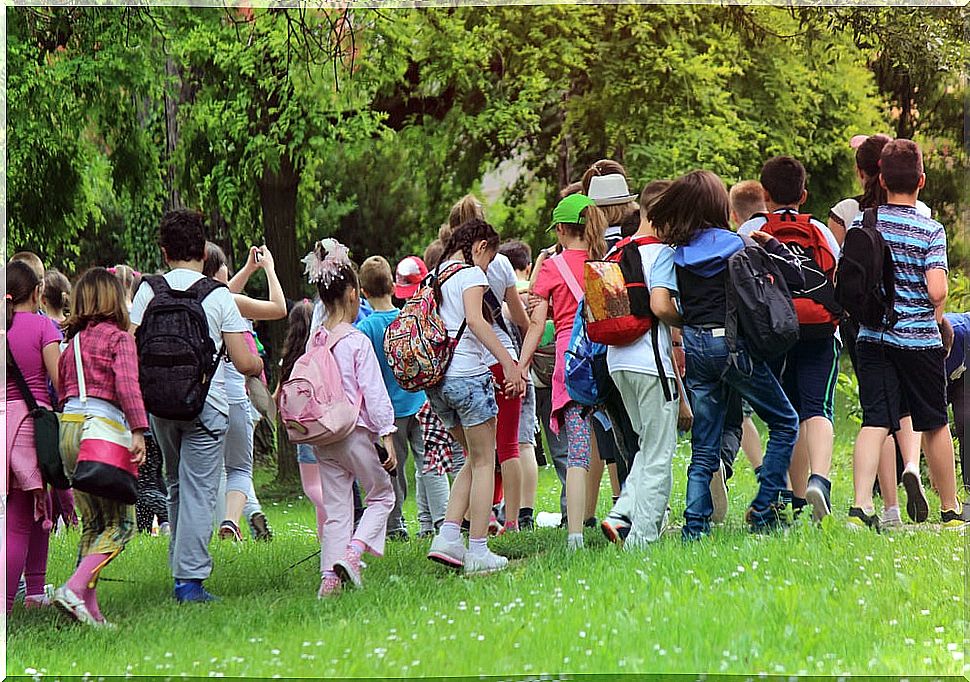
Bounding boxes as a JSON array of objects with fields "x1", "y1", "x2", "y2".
[{"x1": 7, "y1": 384, "x2": 968, "y2": 679}]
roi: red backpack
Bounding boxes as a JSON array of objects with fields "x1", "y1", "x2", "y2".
[
  {"x1": 583, "y1": 235, "x2": 661, "y2": 346},
  {"x1": 760, "y1": 212, "x2": 841, "y2": 338}
]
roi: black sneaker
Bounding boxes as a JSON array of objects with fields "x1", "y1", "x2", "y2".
[
  {"x1": 248, "y1": 511, "x2": 273, "y2": 542},
  {"x1": 387, "y1": 527, "x2": 410, "y2": 542},
  {"x1": 902, "y1": 469, "x2": 929, "y2": 523},
  {"x1": 941, "y1": 502, "x2": 970, "y2": 528},
  {"x1": 805, "y1": 474, "x2": 832, "y2": 522},
  {"x1": 583, "y1": 516, "x2": 598, "y2": 529},
  {"x1": 218, "y1": 520, "x2": 242, "y2": 541},
  {"x1": 460, "y1": 519, "x2": 471, "y2": 535},
  {"x1": 847, "y1": 506, "x2": 881, "y2": 532},
  {"x1": 791, "y1": 496, "x2": 808, "y2": 519},
  {"x1": 745, "y1": 504, "x2": 790, "y2": 534},
  {"x1": 518, "y1": 509, "x2": 535, "y2": 531},
  {"x1": 600, "y1": 515, "x2": 631, "y2": 545}
]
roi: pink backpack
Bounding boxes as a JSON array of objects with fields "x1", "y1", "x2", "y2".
[
  {"x1": 384, "y1": 262, "x2": 471, "y2": 391},
  {"x1": 277, "y1": 325, "x2": 361, "y2": 446}
]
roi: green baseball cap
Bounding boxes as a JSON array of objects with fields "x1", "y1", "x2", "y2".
[{"x1": 548, "y1": 193, "x2": 595, "y2": 231}]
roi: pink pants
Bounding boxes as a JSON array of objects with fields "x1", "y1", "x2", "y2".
[
  {"x1": 314, "y1": 427, "x2": 394, "y2": 575},
  {"x1": 6, "y1": 487, "x2": 50, "y2": 612}
]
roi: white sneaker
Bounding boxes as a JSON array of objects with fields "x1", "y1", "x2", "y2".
[
  {"x1": 427, "y1": 534, "x2": 465, "y2": 569},
  {"x1": 52, "y1": 585, "x2": 99, "y2": 626},
  {"x1": 710, "y1": 461, "x2": 728, "y2": 524},
  {"x1": 464, "y1": 549, "x2": 508, "y2": 576},
  {"x1": 880, "y1": 506, "x2": 903, "y2": 530}
]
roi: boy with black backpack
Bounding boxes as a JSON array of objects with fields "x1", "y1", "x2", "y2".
[
  {"x1": 738, "y1": 157, "x2": 842, "y2": 521},
  {"x1": 130, "y1": 210, "x2": 264, "y2": 603},
  {"x1": 839, "y1": 140, "x2": 969, "y2": 529}
]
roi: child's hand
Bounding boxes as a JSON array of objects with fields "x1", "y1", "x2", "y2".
[
  {"x1": 381, "y1": 438, "x2": 397, "y2": 473},
  {"x1": 673, "y1": 346, "x2": 686, "y2": 378},
  {"x1": 748, "y1": 230, "x2": 773, "y2": 246},
  {"x1": 678, "y1": 397, "x2": 694, "y2": 434},
  {"x1": 502, "y1": 361, "x2": 527, "y2": 397},
  {"x1": 130, "y1": 430, "x2": 147, "y2": 467}
]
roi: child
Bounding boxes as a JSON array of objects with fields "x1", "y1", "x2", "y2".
[
  {"x1": 846, "y1": 139, "x2": 969, "y2": 529},
  {"x1": 40, "y1": 270, "x2": 71, "y2": 325},
  {"x1": 6, "y1": 260, "x2": 62, "y2": 613},
  {"x1": 518, "y1": 194, "x2": 607, "y2": 549},
  {"x1": 600, "y1": 181, "x2": 689, "y2": 548},
  {"x1": 358, "y1": 255, "x2": 448, "y2": 540},
  {"x1": 943, "y1": 314, "x2": 969, "y2": 490},
  {"x1": 129, "y1": 209, "x2": 263, "y2": 603},
  {"x1": 738, "y1": 157, "x2": 843, "y2": 521},
  {"x1": 650, "y1": 170, "x2": 802, "y2": 538},
  {"x1": 53, "y1": 268, "x2": 148, "y2": 627},
  {"x1": 425, "y1": 219, "x2": 526, "y2": 574},
  {"x1": 304, "y1": 239, "x2": 398, "y2": 596}
]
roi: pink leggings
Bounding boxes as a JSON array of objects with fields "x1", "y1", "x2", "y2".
[
  {"x1": 6, "y1": 488, "x2": 50, "y2": 612},
  {"x1": 300, "y1": 463, "x2": 326, "y2": 541}
]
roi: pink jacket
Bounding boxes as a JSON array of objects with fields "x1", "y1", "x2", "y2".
[{"x1": 314, "y1": 323, "x2": 396, "y2": 438}]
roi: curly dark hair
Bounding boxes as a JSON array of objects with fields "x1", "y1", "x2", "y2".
[{"x1": 159, "y1": 209, "x2": 207, "y2": 263}]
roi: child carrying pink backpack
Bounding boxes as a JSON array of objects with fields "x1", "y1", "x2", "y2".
[{"x1": 292, "y1": 239, "x2": 398, "y2": 597}]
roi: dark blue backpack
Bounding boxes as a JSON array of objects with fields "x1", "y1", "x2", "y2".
[{"x1": 564, "y1": 301, "x2": 611, "y2": 406}]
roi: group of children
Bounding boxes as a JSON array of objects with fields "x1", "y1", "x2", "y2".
[{"x1": 6, "y1": 134, "x2": 969, "y2": 616}]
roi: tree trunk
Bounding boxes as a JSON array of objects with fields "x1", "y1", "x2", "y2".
[{"x1": 258, "y1": 154, "x2": 302, "y2": 483}]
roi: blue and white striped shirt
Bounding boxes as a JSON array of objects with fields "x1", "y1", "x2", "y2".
[{"x1": 854, "y1": 204, "x2": 948, "y2": 349}]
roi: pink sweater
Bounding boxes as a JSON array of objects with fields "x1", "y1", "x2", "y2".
[{"x1": 314, "y1": 323, "x2": 396, "y2": 438}]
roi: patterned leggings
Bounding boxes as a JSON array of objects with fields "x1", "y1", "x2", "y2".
[
  {"x1": 564, "y1": 403, "x2": 592, "y2": 471},
  {"x1": 136, "y1": 434, "x2": 168, "y2": 532}
]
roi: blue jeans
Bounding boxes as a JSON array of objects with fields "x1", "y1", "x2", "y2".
[{"x1": 683, "y1": 327, "x2": 799, "y2": 539}]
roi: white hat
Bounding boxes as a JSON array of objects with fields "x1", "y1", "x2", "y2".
[{"x1": 587, "y1": 173, "x2": 637, "y2": 207}]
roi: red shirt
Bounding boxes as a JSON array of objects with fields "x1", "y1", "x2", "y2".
[
  {"x1": 531, "y1": 248, "x2": 588, "y2": 337},
  {"x1": 58, "y1": 321, "x2": 149, "y2": 431}
]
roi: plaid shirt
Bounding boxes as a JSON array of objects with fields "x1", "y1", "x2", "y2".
[
  {"x1": 58, "y1": 321, "x2": 149, "y2": 431},
  {"x1": 417, "y1": 401, "x2": 465, "y2": 475}
]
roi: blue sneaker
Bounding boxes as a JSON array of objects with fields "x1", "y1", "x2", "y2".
[{"x1": 174, "y1": 580, "x2": 219, "y2": 604}]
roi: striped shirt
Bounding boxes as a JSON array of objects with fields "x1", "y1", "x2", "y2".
[{"x1": 854, "y1": 204, "x2": 947, "y2": 349}]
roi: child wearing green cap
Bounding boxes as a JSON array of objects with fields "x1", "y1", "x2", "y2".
[{"x1": 518, "y1": 193, "x2": 607, "y2": 550}]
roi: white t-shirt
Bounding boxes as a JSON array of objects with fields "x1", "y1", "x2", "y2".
[
  {"x1": 830, "y1": 197, "x2": 931, "y2": 232},
  {"x1": 130, "y1": 268, "x2": 248, "y2": 416},
  {"x1": 482, "y1": 253, "x2": 519, "y2": 367},
  {"x1": 437, "y1": 260, "x2": 491, "y2": 378},
  {"x1": 606, "y1": 242, "x2": 677, "y2": 378}
]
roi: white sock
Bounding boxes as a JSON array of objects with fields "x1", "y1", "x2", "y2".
[
  {"x1": 468, "y1": 537, "x2": 488, "y2": 558},
  {"x1": 567, "y1": 533, "x2": 584, "y2": 550},
  {"x1": 439, "y1": 521, "x2": 461, "y2": 543}
]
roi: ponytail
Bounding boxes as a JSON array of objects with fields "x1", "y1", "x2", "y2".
[
  {"x1": 856, "y1": 134, "x2": 892, "y2": 209},
  {"x1": 582, "y1": 206, "x2": 607, "y2": 260},
  {"x1": 448, "y1": 195, "x2": 485, "y2": 230}
]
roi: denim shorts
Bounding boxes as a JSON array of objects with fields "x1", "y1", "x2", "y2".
[
  {"x1": 296, "y1": 443, "x2": 317, "y2": 465},
  {"x1": 518, "y1": 380, "x2": 537, "y2": 445},
  {"x1": 426, "y1": 372, "x2": 498, "y2": 430}
]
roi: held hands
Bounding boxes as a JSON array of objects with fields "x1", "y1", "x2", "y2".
[
  {"x1": 501, "y1": 360, "x2": 527, "y2": 398},
  {"x1": 130, "y1": 430, "x2": 147, "y2": 467}
]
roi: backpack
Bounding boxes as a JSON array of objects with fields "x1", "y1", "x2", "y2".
[
  {"x1": 835, "y1": 208, "x2": 898, "y2": 331},
  {"x1": 725, "y1": 241, "x2": 800, "y2": 361},
  {"x1": 583, "y1": 235, "x2": 660, "y2": 346},
  {"x1": 135, "y1": 276, "x2": 225, "y2": 421},
  {"x1": 564, "y1": 301, "x2": 612, "y2": 406},
  {"x1": 384, "y1": 262, "x2": 472, "y2": 391},
  {"x1": 277, "y1": 326, "x2": 361, "y2": 446},
  {"x1": 760, "y1": 212, "x2": 841, "y2": 338}
]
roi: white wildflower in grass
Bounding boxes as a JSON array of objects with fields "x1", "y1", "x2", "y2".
[
  {"x1": 25, "y1": 669, "x2": 37, "y2": 676},
  {"x1": 921, "y1": 609, "x2": 930, "y2": 615},
  {"x1": 904, "y1": 638, "x2": 915, "y2": 646},
  {"x1": 936, "y1": 626, "x2": 945, "y2": 633}
]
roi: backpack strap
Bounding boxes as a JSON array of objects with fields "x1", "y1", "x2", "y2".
[
  {"x1": 651, "y1": 319, "x2": 673, "y2": 402},
  {"x1": 551, "y1": 254, "x2": 584, "y2": 304},
  {"x1": 187, "y1": 276, "x2": 228, "y2": 302},
  {"x1": 432, "y1": 262, "x2": 470, "y2": 347},
  {"x1": 6, "y1": 344, "x2": 40, "y2": 412},
  {"x1": 143, "y1": 274, "x2": 170, "y2": 297}
]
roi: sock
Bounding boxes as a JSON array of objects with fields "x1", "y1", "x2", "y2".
[
  {"x1": 862, "y1": 507, "x2": 876, "y2": 516},
  {"x1": 504, "y1": 520, "x2": 519, "y2": 532},
  {"x1": 323, "y1": 569, "x2": 338, "y2": 579},
  {"x1": 439, "y1": 521, "x2": 461, "y2": 543},
  {"x1": 349, "y1": 539, "x2": 366, "y2": 557},
  {"x1": 67, "y1": 553, "x2": 110, "y2": 595},
  {"x1": 567, "y1": 533, "x2": 584, "y2": 550},
  {"x1": 83, "y1": 587, "x2": 103, "y2": 622},
  {"x1": 468, "y1": 537, "x2": 489, "y2": 558}
]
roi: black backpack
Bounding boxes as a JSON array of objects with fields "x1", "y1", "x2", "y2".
[
  {"x1": 835, "y1": 208, "x2": 898, "y2": 331},
  {"x1": 135, "y1": 276, "x2": 225, "y2": 421},
  {"x1": 725, "y1": 241, "x2": 800, "y2": 361}
]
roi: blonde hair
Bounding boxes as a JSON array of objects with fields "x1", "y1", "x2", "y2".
[
  {"x1": 729, "y1": 180, "x2": 767, "y2": 226},
  {"x1": 448, "y1": 194, "x2": 485, "y2": 229},
  {"x1": 10, "y1": 251, "x2": 44, "y2": 279},
  {"x1": 560, "y1": 205, "x2": 607, "y2": 261},
  {"x1": 359, "y1": 256, "x2": 394, "y2": 298},
  {"x1": 63, "y1": 267, "x2": 130, "y2": 339}
]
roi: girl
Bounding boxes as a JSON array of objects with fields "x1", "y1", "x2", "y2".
[
  {"x1": 203, "y1": 242, "x2": 286, "y2": 541},
  {"x1": 278, "y1": 299, "x2": 329, "y2": 541},
  {"x1": 53, "y1": 268, "x2": 147, "y2": 627},
  {"x1": 449, "y1": 196, "x2": 531, "y2": 533},
  {"x1": 304, "y1": 239, "x2": 397, "y2": 596},
  {"x1": 6, "y1": 261, "x2": 62, "y2": 612},
  {"x1": 40, "y1": 269, "x2": 71, "y2": 325},
  {"x1": 425, "y1": 219, "x2": 526, "y2": 574},
  {"x1": 650, "y1": 170, "x2": 801, "y2": 538},
  {"x1": 518, "y1": 194, "x2": 607, "y2": 549}
]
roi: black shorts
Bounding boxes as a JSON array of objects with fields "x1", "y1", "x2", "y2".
[{"x1": 856, "y1": 342, "x2": 947, "y2": 433}]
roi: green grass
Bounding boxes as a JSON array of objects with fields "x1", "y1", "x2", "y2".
[{"x1": 8, "y1": 383, "x2": 968, "y2": 678}]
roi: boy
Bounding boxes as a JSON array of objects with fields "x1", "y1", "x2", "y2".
[
  {"x1": 130, "y1": 210, "x2": 263, "y2": 603},
  {"x1": 357, "y1": 256, "x2": 448, "y2": 539},
  {"x1": 600, "y1": 181, "x2": 685, "y2": 547},
  {"x1": 943, "y1": 314, "x2": 969, "y2": 491},
  {"x1": 847, "y1": 139, "x2": 969, "y2": 529},
  {"x1": 738, "y1": 157, "x2": 842, "y2": 521}
]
